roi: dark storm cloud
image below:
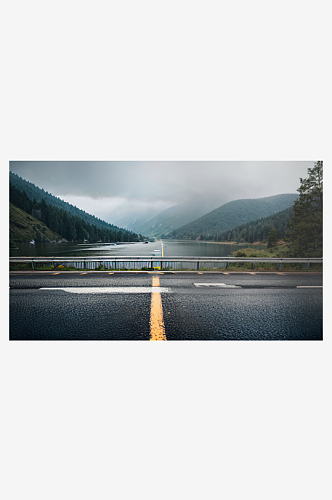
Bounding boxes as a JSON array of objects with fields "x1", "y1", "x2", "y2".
[{"x1": 9, "y1": 161, "x2": 314, "y2": 205}]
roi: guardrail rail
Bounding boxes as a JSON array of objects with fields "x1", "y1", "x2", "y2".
[{"x1": 9, "y1": 256, "x2": 323, "y2": 271}]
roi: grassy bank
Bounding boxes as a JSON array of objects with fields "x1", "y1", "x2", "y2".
[{"x1": 228, "y1": 242, "x2": 322, "y2": 271}]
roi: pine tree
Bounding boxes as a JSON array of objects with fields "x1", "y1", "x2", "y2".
[
  {"x1": 267, "y1": 226, "x2": 278, "y2": 248},
  {"x1": 285, "y1": 161, "x2": 323, "y2": 257}
]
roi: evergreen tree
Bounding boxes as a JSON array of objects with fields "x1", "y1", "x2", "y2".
[
  {"x1": 285, "y1": 161, "x2": 323, "y2": 257},
  {"x1": 267, "y1": 226, "x2": 278, "y2": 248}
]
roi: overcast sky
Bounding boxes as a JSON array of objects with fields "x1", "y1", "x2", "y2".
[{"x1": 9, "y1": 161, "x2": 314, "y2": 225}]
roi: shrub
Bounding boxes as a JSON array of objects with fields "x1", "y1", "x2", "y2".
[{"x1": 234, "y1": 249, "x2": 246, "y2": 257}]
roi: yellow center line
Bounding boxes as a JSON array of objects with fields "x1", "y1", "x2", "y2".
[
  {"x1": 223, "y1": 272, "x2": 229, "y2": 275},
  {"x1": 249, "y1": 272, "x2": 256, "y2": 275},
  {"x1": 108, "y1": 273, "x2": 114, "y2": 275},
  {"x1": 150, "y1": 276, "x2": 166, "y2": 341},
  {"x1": 52, "y1": 273, "x2": 60, "y2": 275},
  {"x1": 80, "y1": 273, "x2": 87, "y2": 275}
]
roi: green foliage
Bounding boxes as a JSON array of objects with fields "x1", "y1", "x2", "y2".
[
  {"x1": 267, "y1": 226, "x2": 278, "y2": 248},
  {"x1": 233, "y1": 244, "x2": 289, "y2": 259},
  {"x1": 234, "y1": 249, "x2": 246, "y2": 257},
  {"x1": 285, "y1": 162, "x2": 323, "y2": 257},
  {"x1": 10, "y1": 263, "x2": 32, "y2": 271},
  {"x1": 227, "y1": 243, "x2": 319, "y2": 271}
]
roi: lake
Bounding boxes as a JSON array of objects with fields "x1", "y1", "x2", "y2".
[{"x1": 10, "y1": 239, "x2": 263, "y2": 258}]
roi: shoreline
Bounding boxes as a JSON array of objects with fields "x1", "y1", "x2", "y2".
[{"x1": 162, "y1": 239, "x2": 265, "y2": 246}]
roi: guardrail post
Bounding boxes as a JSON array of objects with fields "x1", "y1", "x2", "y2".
[
  {"x1": 225, "y1": 262, "x2": 228, "y2": 269},
  {"x1": 251, "y1": 262, "x2": 255, "y2": 270},
  {"x1": 197, "y1": 261, "x2": 200, "y2": 270},
  {"x1": 31, "y1": 259, "x2": 34, "y2": 270},
  {"x1": 277, "y1": 263, "x2": 282, "y2": 270},
  {"x1": 306, "y1": 262, "x2": 310, "y2": 270},
  {"x1": 160, "y1": 260, "x2": 163, "y2": 270}
]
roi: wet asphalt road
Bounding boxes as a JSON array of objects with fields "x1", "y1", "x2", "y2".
[{"x1": 9, "y1": 272, "x2": 323, "y2": 341}]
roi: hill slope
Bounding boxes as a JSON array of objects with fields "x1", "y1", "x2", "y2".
[
  {"x1": 10, "y1": 203, "x2": 62, "y2": 246},
  {"x1": 170, "y1": 193, "x2": 298, "y2": 239},
  {"x1": 9, "y1": 172, "x2": 130, "y2": 233},
  {"x1": 217, "y1": 205, "x2": 294, "y2": 243}
]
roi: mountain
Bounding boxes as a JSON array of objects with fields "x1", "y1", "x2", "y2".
[
  {"x1": 112, "y1": 208, "x2": 157, "y2": 233},
  {"x1": 10, "y1": 186, "x2": 143, "y2": 244},
  {"x1": 170, "y1": 193, "x2": 298, "y2": 240},
  {"x1": 129, "y1": 195, "x2": 224, "y2": 237},
  {"x1": 9, "y1": 172, "x2": 141, "y2": 237},
  {"x1": 216, "y1": 205, "x2": 295, "y2": 243}
]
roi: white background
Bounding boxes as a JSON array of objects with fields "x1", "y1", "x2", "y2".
[{"x1": 2, "y1": 2, "x2": 330, "y2": 499}]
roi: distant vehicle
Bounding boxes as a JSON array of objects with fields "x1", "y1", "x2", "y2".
[
  {"x1": 144, "y1": 241, "x2": 149, "y2": 244},
  {"x1": 30, "y1": 239, "x2": 35, "y2": 244}
]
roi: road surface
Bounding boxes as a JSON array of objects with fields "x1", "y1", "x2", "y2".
[{"x1": 9, "y1": 272, "x2": 323, "y2": 340}]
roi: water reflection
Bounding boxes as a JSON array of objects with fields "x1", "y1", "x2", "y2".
[{"x1": 10, "y1": 239, "x2": 263, "y2": 258}]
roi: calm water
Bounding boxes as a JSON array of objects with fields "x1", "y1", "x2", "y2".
[{"x1": 10, "y1": 239, "x2": 261, "y2": 258}]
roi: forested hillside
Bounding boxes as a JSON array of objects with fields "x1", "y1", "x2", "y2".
[
  {"x1": 214, "y1": 206, "x2": 294, "y2": 243},
  {"x1": 10, "y1": 181, "x2": 143, "y2": 243},
  {"x1": 170, "y1": 193, "x2": 298, "y2": 240},
  {"x1": 9, "y1": 172, "x2": 122, "y2": 232}
]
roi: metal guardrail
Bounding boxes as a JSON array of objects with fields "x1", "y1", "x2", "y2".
[{"x1": 9, "y1": 256, "x2": 323, "y2": 271}]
